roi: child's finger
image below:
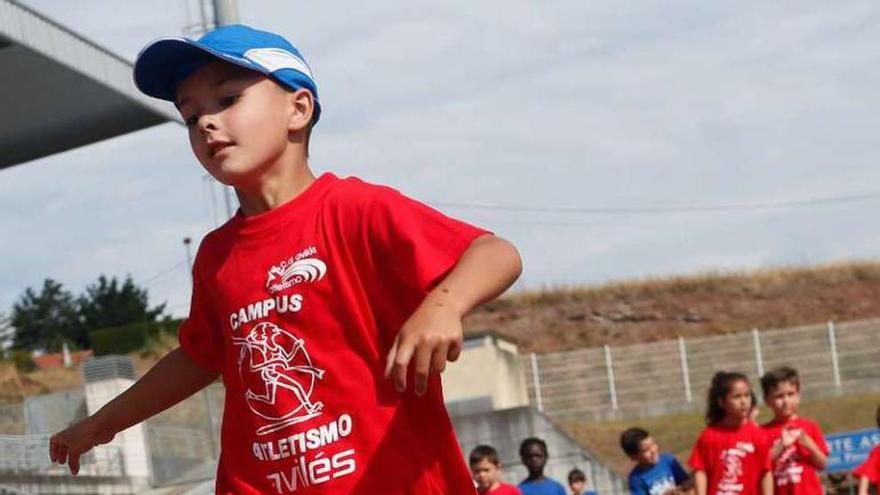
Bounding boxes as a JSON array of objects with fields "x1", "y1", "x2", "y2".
[
  {"x1": 446, "y1": 340, "x2": 462, "y2": 362},
  {"x1": 413, "y1": 343, "x2": 434, "y2": 396},
  {"x1": 68, "y1": 449, "x2": 81, "y2": 475},
  {"x1": 384, "y1": 335, "x2": 400, "y2": 378},
  {"x1": 430, "y1": 343, "x2": 449, "y2": 374},
  {"x1": 49, "y1": 438, "x2": 66, "y2": 464},
  {"x1": 389, "y1": 335, "x2": 416, "y2": 392}
]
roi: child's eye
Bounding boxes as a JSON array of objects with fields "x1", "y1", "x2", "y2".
[
  {"x1": 184, "y1": 114, "x2": 199, "y2": 128},
  {"x1": 220, "y1": 95, "x2": 240, "y2": 107}
]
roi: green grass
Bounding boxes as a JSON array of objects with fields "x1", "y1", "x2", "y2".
[{"x1": 562, "y1": 392, "x2": 880, "y2": 476}]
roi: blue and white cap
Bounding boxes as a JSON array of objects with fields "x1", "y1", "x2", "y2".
[{"x1": 134, "y1": 24, "x2": 321, "y2": 123}]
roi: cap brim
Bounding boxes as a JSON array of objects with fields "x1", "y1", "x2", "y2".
[{"x1": 133, "y1": 37, "x2": 266, "y2": 102}]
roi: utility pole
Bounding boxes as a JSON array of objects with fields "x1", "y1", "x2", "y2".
[
  {"x1": 210, "y1": 0, "x2": 239, "y2": 218},
  {"x1": 212, "y1": 0, "x2": 239, "y2": 26},
  {"x1": 183, "y1": 237, "x2": 194, "y2": 285}
]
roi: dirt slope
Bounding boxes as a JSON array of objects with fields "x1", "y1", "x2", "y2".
[{"x1": 464, "y1": 261, "x2": 880, "y2": 353}]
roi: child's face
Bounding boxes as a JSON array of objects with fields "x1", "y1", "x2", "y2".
[
  {"x1": 470, "y1": 459, "x2": 501, "y2": 492},
  {"x1": 719, "y1": 379, "x2": 753, "y2": 421},
  {"x1": 765, "y1": 380, "x2": 800, "y2": 420},
  {"x1": 569, "y1": 480, "x2": 586, "y2": 494},
  {"x1": 521, "y1": 444, "x2": 547, "y2": 475},
  {"x1": 630, "y1": 436, "x2": 660, "y2": 465},
  {"x1": 175, "y1": 61, "x2": 295, "y2": 187}
]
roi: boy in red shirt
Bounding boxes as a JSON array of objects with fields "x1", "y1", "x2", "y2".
[
  {"x1": 855, "y1": 405, "x2": 880, "y2": 495},
  {"x1": 48, "y1": 24, "x2": 522, "y2": 495},
  {"x1": 470, "y1": 445, "x2": 523, "y2": 495},
  {"x1": 759, "y1": 367, "x2": 828, "y2": 495}
]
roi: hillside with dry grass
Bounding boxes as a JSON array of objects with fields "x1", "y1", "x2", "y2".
[
  {"x1": 464, "y1": 261, "x2": 880, "y2": 353},
  {"x1": 4, "y1": 261, "x2": 880, "y2": 402}
]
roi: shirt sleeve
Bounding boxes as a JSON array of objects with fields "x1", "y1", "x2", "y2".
[
  {"x1": 366, "y1": 186, "x2": 490, "y2": 294},
  {"x1": 808, "y1": 421, "x2": 830, "y2": 456},
  {"x1": 177, "y1": 253, "x2": 224, "y2": 374},
  {"x1": 688, "y1": 431, "x2": 707, "y2": 471},
  {"x1": 854, "y1": 446, "x2": 880, "y2": 483},
  {"x1": 629, "y1": 472, "x2": 649, "y2": 495},
  {"x1": 667, "y1": 453, "x2": 691, "y2": 484}
]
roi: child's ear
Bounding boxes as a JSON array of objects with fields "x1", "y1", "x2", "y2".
[{"x1": 286, "y1": 88, "x2": 314, "y2": 132}]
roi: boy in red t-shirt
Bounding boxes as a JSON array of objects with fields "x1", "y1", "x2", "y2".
[
  {"x1": 855, "y1": 405, "x2": 880, "y2": 495},
  {"x1": 48, "y1": 24, "x2": 522, "y2": 495},
  {"x1": 470, "y1": 445, "x2": 523, "y2": 495},
  {"x1": 759, "y1": 367, "x2": 829, "y2": 495}
]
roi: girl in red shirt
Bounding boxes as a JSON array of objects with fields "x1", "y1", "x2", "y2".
[
  {"x1": 689, "y1": 371, "x2": 772, "y2": 495},
  {"x1": 855, "y1": 405, "x2": 880, "y2": 495}
]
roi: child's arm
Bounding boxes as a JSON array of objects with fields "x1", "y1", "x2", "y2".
[
  {"x1": 677, "y1": 478, "x2": 695, "y2": 493},
  {"x1": 760, "y1": 471, "x2": 773, "y2": 495},
  {"x1": 693, "y1": 470, "x2": 707, "y2": 495},
  {"x1": 796, "y1": 431, "x2": 827, "y2": 470},
  {"x1": 49, "y1": 347, "x2": 219, "y2": 475},
  {"x1": 385, "y1": 234, "x2": 521, "y2": 395},
  {"x1": 857, "y1": 476, "x2": 871, "y2": 495}
]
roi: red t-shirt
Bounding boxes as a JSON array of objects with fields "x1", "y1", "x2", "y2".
[
  {"x1": 760, "y1": 417, "x2": 828, "y2": 495},
  {"x1": 854, "y1": 445, "x2": 880, "y2": 487},
  {"x1": 179, "y1": 173, "x2": 488, "y2": 494},
  {"x1": 689, "y1": 422, "x2": 771, "y2": 495},
  {"x1": 482, "y1": 483, "x2": 523, "y2": 495}
]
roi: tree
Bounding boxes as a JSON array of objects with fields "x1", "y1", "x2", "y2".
[
  {"x1": 11, "y1": 279, "x2": 84, "y2": 352},
  {"x1": 78, "y1": 275, "x2": 166, "y2": 332}
]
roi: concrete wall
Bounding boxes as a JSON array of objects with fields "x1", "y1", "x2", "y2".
[
  {"x1": 85, "y1": 378, "x2": 150, "y2": 484},
  {"x1": 451, "y1": 406, "x2": 627, "y2": 495},
  {"x1": 523, "y1": 319, "x2": 880, "y2": 421},
  {"x1": 444, "y1": 333, "x2": 530, "y2": 412}
]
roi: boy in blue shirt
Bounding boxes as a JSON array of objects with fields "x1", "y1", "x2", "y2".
[
  {"x1": 620, "y1": 427, "x2": 691, "y2": 495},
  {"x1": 519, "y1": 437, "x2": 567, "y2": 495}
]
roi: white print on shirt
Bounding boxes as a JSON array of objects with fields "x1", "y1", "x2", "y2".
[
  {"x1": 266, "y1": 246, "x2": 326, "y2": 294},
  {"x1": 233, "y1": 322, "x2": 325, "y2": 435},
  {"x1": 266, "y1": 449, "x2": 357, "y2": 493},
  {"x1": 717, "y1": 442, "x2": 755, "y2": 495},
  {"x1": 229, "y1": 294, "x2": 304, "y2": 331},
  {"x1": 773, "y1": 442, "x2": 804, "y2": 486},
  {"x1": 649, "y1": 477, "x2": 676, "y2": 495},
  {"x1": 252, "y1": 414, "x2": 353, "y2": 461}
]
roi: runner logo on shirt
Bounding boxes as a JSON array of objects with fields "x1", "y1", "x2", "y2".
[
  {"x1": 233, "y1": 322, "x2": 326, "y2": 435},
  {"x1": 718, "y1": 442, "x2": 754, "y2": 495},
  {"x1": 266, "y1": 246, "x2": 327, "y2": 294}
]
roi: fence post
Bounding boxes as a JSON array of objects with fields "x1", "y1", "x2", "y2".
[
  {"x1": 604, "y1": 345, "x2": 618, "y2": 410},
  {"x1": 678, "y1": 336, "x2": 692, "y2": 403},
  {"x1": 529, "y1": 352, "x2": 544, "y2": 413},
  {"x1": 752, "y1": 328, "x2": 765, "y2": 378},
  {"x1": 828, "y1": 320, "x2": 842, "y2": 389}
]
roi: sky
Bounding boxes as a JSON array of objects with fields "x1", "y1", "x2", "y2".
[{"x1": 2, "y1": 0, "x2": 880, "y2": 318}]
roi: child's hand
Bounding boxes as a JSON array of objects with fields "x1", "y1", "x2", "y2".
[
  {"x1": 49, "y1": 416, "x2": 115, "y2": 475},
  {"x1": 385, "y1": 296, "x2": 464, "y2": 396},
  {"x1": 797, "y1": 431, "x2": 816, "y2": 450},
  {"x1": 781, "y1": 427, "x2": 802, "y2": 448}
]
